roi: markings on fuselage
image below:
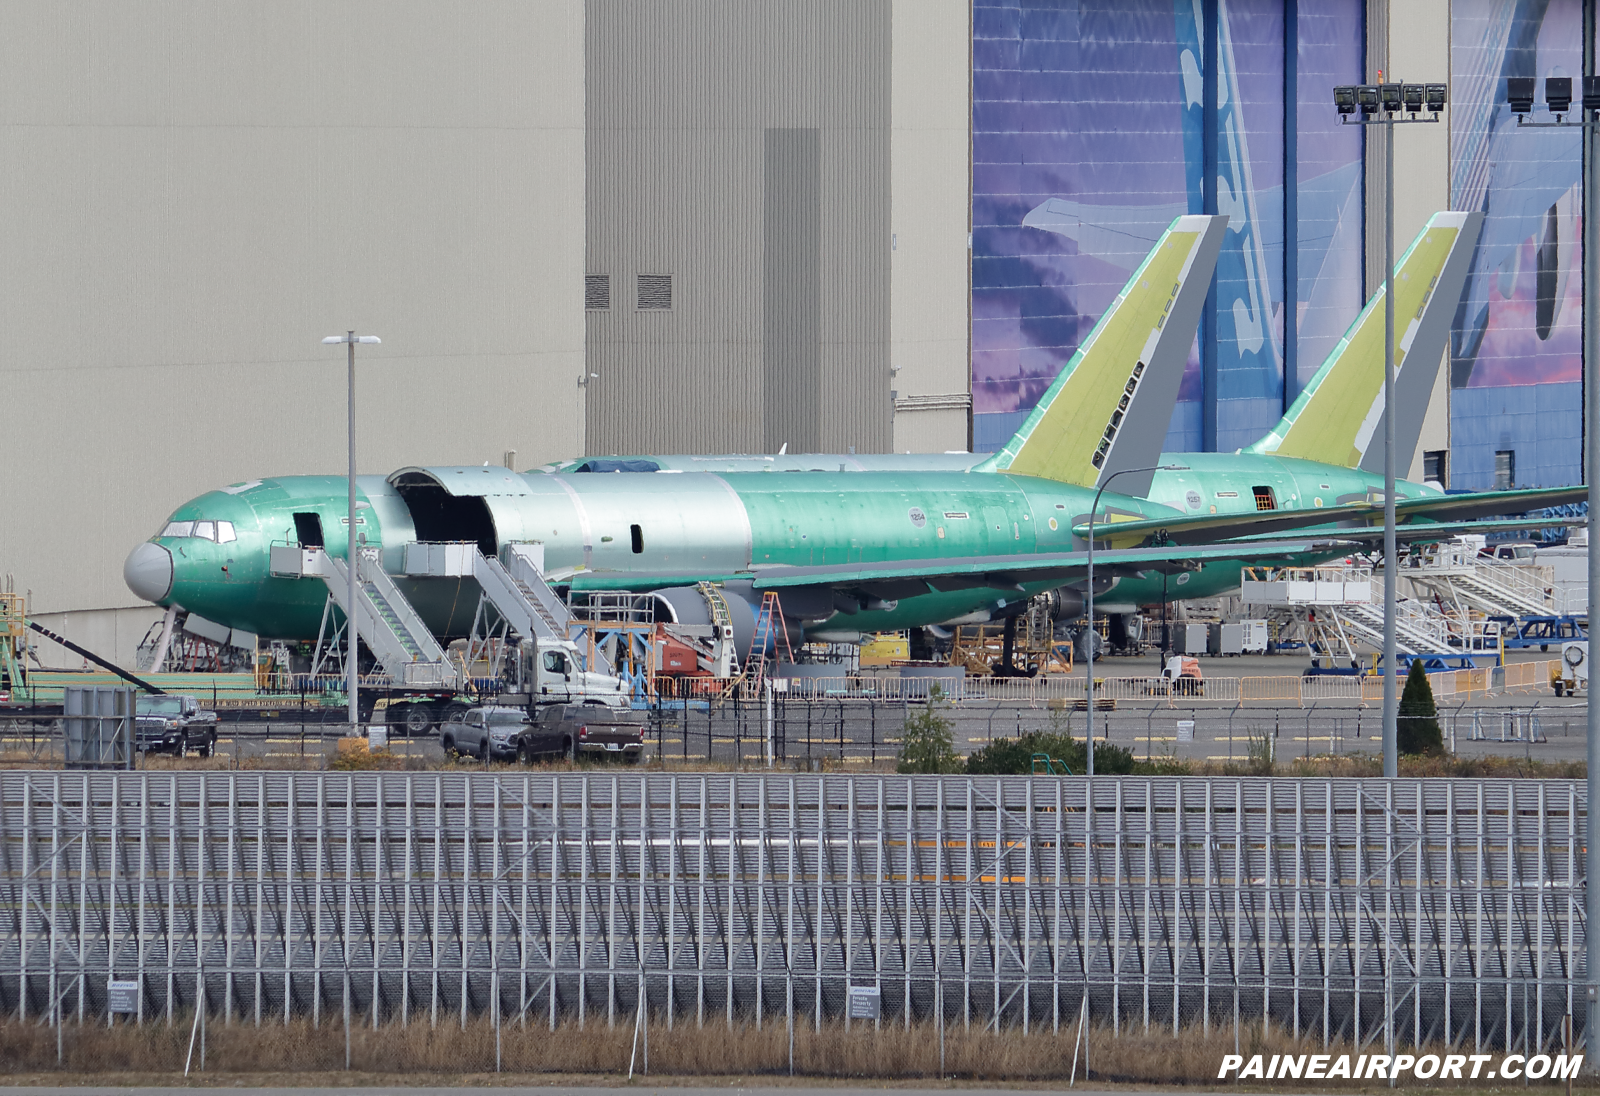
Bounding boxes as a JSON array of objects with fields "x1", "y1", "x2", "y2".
[
  {"x1": 706, "y1": 474, "x2": 754, "y2": 568},
  {"x1": 551, "y1": 477, "x2": 595, "y2": 569}
]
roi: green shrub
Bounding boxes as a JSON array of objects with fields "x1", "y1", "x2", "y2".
[
  {"x1": 1397, "y1": 659, "x2": 1444, "y2": 755},
  {"x1": 965, "y1": 730, "x2": 1139, "y2": 775},
  {"x1": 896, "y1": 687, "x2": 964, "y2": 774}
]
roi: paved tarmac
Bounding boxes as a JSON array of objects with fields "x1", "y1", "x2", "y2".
[{"x1": 0, "y1": 1081, "x2": 1196, "y2": 1088}]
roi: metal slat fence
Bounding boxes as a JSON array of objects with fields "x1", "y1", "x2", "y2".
[{"x1": 0, "y1": 772, "x2": 1585, "y2": 1054}]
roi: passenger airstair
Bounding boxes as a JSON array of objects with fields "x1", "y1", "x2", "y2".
[
  {"x1": 470, "y1": 544, "x2": 613, "y2": 675},
  {"x1": 1241, "y1": 563, "x2": 1502, "y2": 666},
  {"x1": 318, "y1": 550, "x2": 458, "y2": 687},
  {"x1": 1398, "y1": 542, "x2": 1553, "y2": 618}
]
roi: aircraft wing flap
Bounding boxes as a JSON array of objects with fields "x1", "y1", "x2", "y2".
[
  {"x1": 1226, "y1": 514, "x2": 1587, "y2": 546},
  {"x1": 1393, "y1": 486, "x2": 1588, "y2": 521},
  {"x1": 747, "y1": 540, "x2": 1355, "y2": 593},
  {"x1": 1069, "y1": 486, "x2": 1589, "y2": 546}
]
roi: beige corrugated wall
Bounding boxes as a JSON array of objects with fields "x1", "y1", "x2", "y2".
[
  {"x1": 0, "y1": 2, "x2": 587, "y2": 665},
  {"x1": 583, "y1": 0, "x2": 894, "y2": 455}
]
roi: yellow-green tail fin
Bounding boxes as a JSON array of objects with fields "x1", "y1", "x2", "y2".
[
  {"x1": 977, "y1": 215, "x2": 1227, "y2": 494},
  {"x1": 1246, "y1": 210, "x2": 1483, "y2": 470}
]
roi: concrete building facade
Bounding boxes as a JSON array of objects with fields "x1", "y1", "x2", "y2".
[
  {"x1": 1, "y1": 1, "x2": 1510, "y2": 669},
  {"x1": 1, "y1": 1, "x2": 587, "y2": 665}
]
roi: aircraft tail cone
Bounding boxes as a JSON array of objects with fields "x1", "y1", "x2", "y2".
[{"x1": 124, "y1": 542, "x2": 174, "y2": 603}]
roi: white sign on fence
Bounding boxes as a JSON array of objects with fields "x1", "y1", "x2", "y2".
[
  {"x1": 108, "y1": 979, "x2": 139, "y2": 1014},
  {"x1": 368, "y1": 725, "x2": 389, "y2": 751},
  {"x1": 1176, "y1": 720, "x2": 1195, "y2": 743},
  {"x1": 847, "y1": 984, "x2": 881, "y2": 1020}
]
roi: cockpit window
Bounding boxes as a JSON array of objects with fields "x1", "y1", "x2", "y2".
[{"x1": 160, "y1": 519, "x2": 236, "y2": 543}]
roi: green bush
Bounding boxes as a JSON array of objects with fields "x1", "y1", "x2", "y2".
[
  {"x1": 1397, "y1": 659, "x2": 1444, "y2": 755},
  {"x1": 896, "y1": 687, "x2": 964, "y2": 774},
  {"x1": 965, "y1": 730, "x2": 1139, "y2": 775}
]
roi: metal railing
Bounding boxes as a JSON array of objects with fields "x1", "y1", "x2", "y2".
[{"x1": 0, "y1": 772, "x2": 1586, "y2": 1054}]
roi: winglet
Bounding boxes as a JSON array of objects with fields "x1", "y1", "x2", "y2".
[
  {"x1": 1246, "y1": 210, "x2": 1484, "y2": 470},
  {"x1": 977, "y1": 215, "x2": 1227, "y2": 494}
]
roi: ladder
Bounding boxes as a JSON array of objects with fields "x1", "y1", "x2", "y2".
[
  {"x1": 318, "y1": 550, "x2": 458, "y2": 688},
  {"x1": 0, "y1": 592, "x2": 25, "y2": 698},
  {"x1": 736, "y1": 591, "x2": 794, "y2": 698},
  {"x1": 696, "y1": 581, "x2": 739, "y2": 677}
]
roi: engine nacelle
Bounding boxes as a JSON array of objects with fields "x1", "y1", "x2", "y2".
[{"x1": 640, "y1": 582, "x2": 803, "y2": 660}]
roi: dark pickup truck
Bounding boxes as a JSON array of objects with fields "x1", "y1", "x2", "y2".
[
  {"x1": 135, "y1": 694, "x2": 219, "y2": 757},
  {"x1": 516, "y1": 703, "x2": 644, "y2": 764}
]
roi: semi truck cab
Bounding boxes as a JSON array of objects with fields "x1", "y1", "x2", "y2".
[{"x1": 507, "y1": 636, "x2": 630, "y2": 708}]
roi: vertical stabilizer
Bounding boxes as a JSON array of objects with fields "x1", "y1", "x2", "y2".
[
  {"x1": 1246, "y1": 210, "x2": 1484, "y2": 470},
  {"x1": 978, "y1": 215, "x2": 1227, "y2": 493}
]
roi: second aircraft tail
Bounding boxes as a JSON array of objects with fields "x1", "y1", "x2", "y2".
[{"x1": 1245, "y1": 210, "x2": 1483, "y2": 470}]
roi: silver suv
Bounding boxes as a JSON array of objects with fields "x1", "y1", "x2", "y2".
[{"x1": 441, "y1": 705, "x2": 528, "y2": 761}]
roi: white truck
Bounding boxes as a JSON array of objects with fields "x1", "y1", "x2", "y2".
[
  {"x1": 380, "y1": 635, "x2": 630, "y2": 737},
  {"x1": 504, "y1": 636, "x2": 631, "y2": 709},
  {"x1": 1554, "y1": 640, "x2": 1588, "y2": 697}
]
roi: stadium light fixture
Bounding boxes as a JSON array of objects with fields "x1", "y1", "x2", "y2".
[
  {"x1": 1330, "y1": 78, "x2": 1447, "y2": 777},
  {"x1": 1548, "y1": 76, "x2": 1574, "y2": 114},
  {"x1": 1585, "y1": 75, "x2": 1600, "y2": 112},
  {"x1": 1508, "y1": 76, "x2": 1537, "y2": 114}
]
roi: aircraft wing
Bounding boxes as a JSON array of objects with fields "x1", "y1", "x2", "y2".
[
  {"x1": 1225, "y1": 516, "x2": 1585, "y2": 546},
  {"x1": 564, "y1": 540, "x2": 1356, "y2": 601},
  {"x1": 1391, "y1": 486, "x2": 1588, "y2": 521},
  {"x1": 1070, "y1": 486, "x2": 1588, "y2": 546},
  {"x1": 745, "y1": 540, "x2": 1355, "y2": 601}
]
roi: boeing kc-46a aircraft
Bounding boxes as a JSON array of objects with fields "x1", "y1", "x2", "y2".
[{"x1": 123, "y1": 214, "x2": 1580, "y2": 655}]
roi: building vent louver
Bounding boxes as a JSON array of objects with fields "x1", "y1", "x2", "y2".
[
  {"x1": 637, "y1": 274, "x2": 673, "y2": 310},
  {"x1": 584, "y1": 274, "x2": 610, "y2": 311}
]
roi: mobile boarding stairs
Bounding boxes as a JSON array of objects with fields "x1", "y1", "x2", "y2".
[
  {"x1": 1241, "y1": 564, "x2": 1503, "y2": 670},
  {"x1": 270, "y1": 541, "x2": 609, "y2": 691}
]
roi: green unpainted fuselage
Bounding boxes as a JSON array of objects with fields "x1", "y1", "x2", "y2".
[{"x1": 139, "y1": 456, "x2": 1433, "y2": 641}]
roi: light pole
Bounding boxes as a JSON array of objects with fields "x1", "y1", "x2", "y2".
[
  {"x1": 1500, "y1": 65, "x2": 1600, "y2": 1066},
  {"x1": 1083, "y1": 463, "x2": 1188, "y2": 776},
  {"x1": 1334, "y1": 80, "x2": 1445, "y2": 778},
  {"x1": 322, "y1": 331, "x2": 381, "y2": 736}
]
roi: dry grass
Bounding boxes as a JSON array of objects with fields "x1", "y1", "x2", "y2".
[{"x1": 2, "y1": 1013, "x2": 1590, "y2": 1088}]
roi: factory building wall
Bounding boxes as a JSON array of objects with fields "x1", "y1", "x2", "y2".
[
  {"x1": 969, "y1": 0, "x2": 1368, "y2": 457},
  {"x1": 889, "y1": 0, "x2": 976, "y2": 455},
  {"x1": 583, "y1": 0, "x2": 895, "y2": 456},
  {"x1": 1447, "y1": 0, "x2": 1585, "y2": 491},
  {"x1": 0, "y1": 2, "x2": 587, "y2": 666}
]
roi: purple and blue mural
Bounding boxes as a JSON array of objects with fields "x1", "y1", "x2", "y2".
[
  {"x1": 1450, "y1": 0, "x2": 1584, "y2": 489},
  {"x1": 971, "y1": 0, "x2": 1365, "y2": 456}
]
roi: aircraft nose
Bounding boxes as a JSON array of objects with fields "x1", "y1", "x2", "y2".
[{"x1": 124, "y1": 542, "x2": 174, "y2": 603}]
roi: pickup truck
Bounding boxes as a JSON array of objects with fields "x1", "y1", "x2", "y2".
[
  {"x1": 516, "y1": 703, "x2": 645, "y2": 763},
  {"x1": 440, "y1": 705, "x2": 528, "y2": 761},
  {"x1": 135, "y1": 693, "x2": 219, "y2": 757}
]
